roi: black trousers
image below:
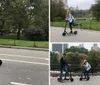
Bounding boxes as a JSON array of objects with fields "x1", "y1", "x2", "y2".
[
  {"x1": 84, "y1": 69, "x2": 89, "y2": 78},
  {"x1": 69, "y1": 21, "x2": 79, "y2": 31}
]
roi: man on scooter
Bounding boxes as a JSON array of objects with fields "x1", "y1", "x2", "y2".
[{"x1": 59, "y1": 53, "x2": 70, "y2": 82}]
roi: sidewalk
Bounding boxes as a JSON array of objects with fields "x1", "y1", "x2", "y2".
[{"x1": 50, "y1": 76, "x2": 100, "y2": 85}]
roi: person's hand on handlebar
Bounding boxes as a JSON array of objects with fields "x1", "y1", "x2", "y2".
[{"x1": 65, "y1": 18, "x2": 68, "y2": 22}]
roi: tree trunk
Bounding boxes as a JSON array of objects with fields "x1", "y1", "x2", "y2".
[
  {"x1": 0, "y1": 19, "x2": 5, "y2": 36},
  {"x1": 17, "y1": 23, "x2": 22, "y2": 40},
  {"x1": 0, "y1": 30, "x2": 3, "y2": 36},
  {"x1": 17, "y1": 28, "x2": 21, "y2": 40}
]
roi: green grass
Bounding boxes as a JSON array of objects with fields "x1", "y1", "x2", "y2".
[
  {"x1": 51, "y1": 20, "x2": 100, "y2": 31},
  {"x1": 0, "y1": 39, "x2": 48, "y2": 48},
  {"x1": 0, "y1": 34, "x2": 24, "y2": 39}
]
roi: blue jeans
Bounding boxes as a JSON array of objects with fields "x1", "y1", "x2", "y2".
[
  {"x1": 84, "y1": 69, "x2": 89, "y2": 78},
  {"x1": 60, "y1": 67, "x2": 68, "y2": 80},
  {"x1": 69, "y1": 20, "x2": 80, "y2": 31}
]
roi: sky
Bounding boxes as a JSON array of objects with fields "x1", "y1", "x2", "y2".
[
  {"x1": 68, "y1": 43, "x2": 100, "y2": 50},
  {"x1": 50, "y1": 43, "x2": 100, "y2": 51},
  {"x1": 68, "y1": 0, "x2": 95, "y2": 10}
]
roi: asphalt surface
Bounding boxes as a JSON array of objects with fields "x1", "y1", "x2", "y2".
[
  {"x1": 50, "y1": 27, "x2": 100, "y2": 42},
  {"x1": 51, "y1": 76, "x2": 100, "y2": 85},
  {"x1": 0, "y1": 47, "x2": 49, "y2": 85}
]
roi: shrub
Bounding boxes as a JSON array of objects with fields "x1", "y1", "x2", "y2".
[{"x1": 23, "y1": 28, "x2": 45, "y2": 41}]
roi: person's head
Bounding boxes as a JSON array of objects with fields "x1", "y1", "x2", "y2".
[
  {"x1": 63, "y1": 53, "x2": 66, "y2": 58},
  {"x1": 67, "y1": 10, "x2": 71, "y2": 15}
]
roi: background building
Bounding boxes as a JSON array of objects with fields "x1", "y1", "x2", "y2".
[
  {"x1": 63, "y1": 44, "x2": 68, "y2": 52},
  {"x1": 78, "y1": 44, "x2": 84, "y2": 48},
  {"x1": 52, "y1": 44, "x2": 62, "y2": 53},
  {"x1": 91, "y1": 44, "x2": 100, "y2": 51}
]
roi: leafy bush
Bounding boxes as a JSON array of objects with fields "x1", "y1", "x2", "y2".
[
  {"x1": 50, "y1": 52, "x2": 60, "y2": 70},
  {"x1": 23, "y1": 28, "x2": 45, "y2": 41},
  {"x1": 87, "y1": 50, "x2": 100, "y2": 72}
]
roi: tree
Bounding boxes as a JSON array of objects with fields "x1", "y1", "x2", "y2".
[
  {"x1": 65, "y1": 52, "x2": 81, "y2": 65},
  {"x1": 91, "y1": 1, "x2": 100, "y2": 21},
  {"x1": 50, "y1": 0, "x2": 66, "y2": 21},
  {"x1": 87, "y1": 50, "x2": 100, "y2": 72},
  {"x1": 0, "y1": 0, "x2": 49, "y2": 40},
  {"x1": 0, "y1": 0, "x2": 12, "y2": 36},
  {"x1": 65, "y1": 46, "x2": 88, "y2": 54},
  {"x1": 50, "y1": 52, "x2": 60, "y2": 70},
  {"x1": 65, "y1": 52, "x2": 81, "y2": 72}
]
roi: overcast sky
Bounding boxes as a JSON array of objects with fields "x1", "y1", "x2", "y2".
[
  {"x1": 68, "y1": 0, "x2": 95, "y2": 10},
  {"x1": 68, "y1": 43, "x2": 100, "y2": 50},
  {"x1": 50, "y1": 43, "x2": 100, "y2": 51}
]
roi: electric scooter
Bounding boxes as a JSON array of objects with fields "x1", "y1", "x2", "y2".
[
  {"x1": 62, "y1": 21, "x2": 78, "y2": 36},
  {"x1": 57, "y1": 66, "x2": 74, "y2": 82}
]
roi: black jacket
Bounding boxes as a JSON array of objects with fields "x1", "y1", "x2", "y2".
[{"x1": 60, "y1": 57, "x2": 68, "y2": 68}]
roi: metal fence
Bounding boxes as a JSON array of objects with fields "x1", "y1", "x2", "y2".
[{"x1": 50, "y1": 64, "x2": 100, "y2": 77}]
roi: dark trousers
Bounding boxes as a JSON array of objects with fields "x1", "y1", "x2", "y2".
[
  {"x1": 60, "y1": 67, "x2": 68, "y2": 80},
  {"x1": 69, "y1": 21, "x2": 80, "y2": 31},
  {"x1": 84, "y1": 69, "x2": 89, "y2": 78}
]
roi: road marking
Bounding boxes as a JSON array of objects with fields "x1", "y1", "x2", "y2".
[
  {"x1": 11, "y1": 82, "x2": 30, "y2": 85},
  {"x1": 0, "y1": 53, "x2": 48, "y2": 61},
  {"x1": 2, "y1": 59, "x2": 49, "y2": 65}
]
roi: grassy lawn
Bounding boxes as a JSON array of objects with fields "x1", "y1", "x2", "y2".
[
  {"x1": 51, "y1": 20, "x2": 100, "y2": 31},
  {"x1": 0, "y1": 39, "x2": 48, "y2": 48},
  {"x1": 0, "y1": 34, "x2": 24, "y2": 40}
]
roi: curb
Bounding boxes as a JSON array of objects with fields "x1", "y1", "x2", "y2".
[
  {"x1": 50, "y1": 71, "x2": 100, "y2": 77},
  {"x1": 0, "y1": 45, "x2": 49, "y2": 51}
]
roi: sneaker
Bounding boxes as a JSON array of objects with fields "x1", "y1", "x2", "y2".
[
  {"x1": 80, "y1": 24, "x2": 82, "y2": 26},
  {"x1": 69, "y1": 31, "x2": 73, "y2": 34},
  {"x1": 58, "y1": 78, "x2": 64, "y2": 83}
]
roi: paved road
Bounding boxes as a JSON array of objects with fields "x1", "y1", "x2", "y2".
[
  {"x1": 0, "y1": 47, "x2": 49, "y2": 85},
  {"x1": 50, "y1": 27, "x2": 100, "y2": 42},
  {"x1": 51, "y1": 76, "x2": 100, "y2": 85}
]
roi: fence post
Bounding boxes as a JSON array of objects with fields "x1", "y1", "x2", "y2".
[
  {"x1": 33, "y1": 41, "x2": 36, "y2": 47},
  {"x1": 14, "y1": 39, "x2": 16, "y2": 46}
]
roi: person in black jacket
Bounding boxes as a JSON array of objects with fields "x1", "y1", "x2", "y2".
[{"x1": 59, "y1": 53, "x2": 70, "y2": 82}]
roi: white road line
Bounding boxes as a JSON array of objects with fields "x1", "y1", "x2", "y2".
[
  {"x1": 2, "y1": 59, "x2": 49, "y2": 66},
  {"x1": 11, "y1": 82, "x2": 30, "y2": 85},
  {"x1": 0, "y1": 53, "x2": 48, "y2": 61}
]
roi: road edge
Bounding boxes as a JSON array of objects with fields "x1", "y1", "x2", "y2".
[{"x1": 0, "y1": 45, "x2": 48, "y2": 51}]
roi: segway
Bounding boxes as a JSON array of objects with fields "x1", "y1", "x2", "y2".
[
  {"x1": 0, "y1": 59, "x2": 2, "y2": 65},
  {"x1": 62, "y1": 21, "x2": 78, "y2": 36}
]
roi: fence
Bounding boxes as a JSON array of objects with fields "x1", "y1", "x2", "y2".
[{"x1": 50, "y1": 64, "x2": 100, "y2": 77}]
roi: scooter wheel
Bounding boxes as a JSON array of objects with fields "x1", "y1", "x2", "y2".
[
  {"x1": 70, "y1": 78, "x2": 74, "y2": 82},
  {"x1": 80, "y1": 78, "x2": 82, "y2": 81},
  {"x1": 74, "y1": 31, "x2": 78, "y2": 35},
  {"x1": 62, "y1": 32, "x2": 66, "y2": 36},
  {"x1": 0, "y1": 60, "x2": 2, "y2": 65}
]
